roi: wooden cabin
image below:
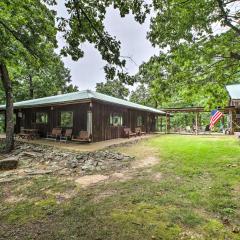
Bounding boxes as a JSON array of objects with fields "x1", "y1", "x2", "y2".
[{"x1": 0, "y1": 90, "x2": 165, "y2": 142}]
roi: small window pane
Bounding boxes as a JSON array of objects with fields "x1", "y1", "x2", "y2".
[
  {"x1": 137, "y1": 116, "x2": 142, "y2": 126},
  {"x1": 36, "y1": 112, "x2": 48, "y2": 124},
  {"x1": 61, "y1": 111, "x2": 73, "y2": 127},
  {"x1": 110, "y1": 113, "x2": 123, "y2": 126}
]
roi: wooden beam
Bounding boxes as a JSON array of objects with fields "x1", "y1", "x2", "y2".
[
  {"x1": 195, "y1": 112, "x2": 199, "y2": 135},
  {"x1": 229, "y1": 109, "x2": 234, "y2": 134},
  {"x1": 162, "y1": 106, "x2": 235, "y2": 113},
  {"x1": 166, "y1": 113, "x2": 170, "y2": 134}
]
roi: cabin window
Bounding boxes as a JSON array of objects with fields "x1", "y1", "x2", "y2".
[
  {"x1": 137, "y1": 116, "x2": 142, "y2": 126},
  {"x1": 60, "y1": 111, "x2": 73, "y2": 127},
  {"x1": 110, "y1": 113, "x2": 123, "y2": 126},
  {"x1": 36, "y1": 112, "x2": 48, "y2": 124}
]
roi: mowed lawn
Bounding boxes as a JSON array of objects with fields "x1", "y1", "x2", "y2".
[{"x1": 0, "y1": 135, "x2": 240, "y2": 240}]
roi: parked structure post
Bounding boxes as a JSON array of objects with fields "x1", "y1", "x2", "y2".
[
  {"x1": 195, "y1": 112, "x2": 199, "y2": 135},
  {"x1": 166, "y1": 113, "x2": 170, "y2": 134}
]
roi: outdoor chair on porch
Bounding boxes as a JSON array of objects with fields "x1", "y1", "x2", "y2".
[
  {"x1": 72, "y1": 131, "x2": 91, "y2": 143},
  {"x1": 135, "y1": 127, "x2": 146, "y2": 136},
  {"x1": 123, "y1": 128, "x2": 137, "y2": 138},
  {"x1": 46, "y1": 128, "x2": 62, "y2": 141},
  {"x1": 60, "y1": 129, "x2": 72, "y2": 143}
]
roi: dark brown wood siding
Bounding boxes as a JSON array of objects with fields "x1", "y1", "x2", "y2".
[
  {"x1": 91, "y1": 100, "x2": 159, "y2": 142},
  {"x1": 17, "y1": 102, "x2": 90, "y2": 137},
  {"x1": 13, "y1": 100, "x2": 160, "y2": 142}
]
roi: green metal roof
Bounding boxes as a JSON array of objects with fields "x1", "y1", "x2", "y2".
[
  {"x1": 226, "y1": 84, "x2": 240, "y2": 99},
  {"x1": 0, "y1": 90, "x2": 165, "y2": 115}
]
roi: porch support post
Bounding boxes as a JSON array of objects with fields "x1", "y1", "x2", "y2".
[
  {"x1": 87, "y1": 102, "x2": 93, "y2": 140},
  {"x1": 229, "y1": 109, "x2": 233, "y2": 134},
  {"x1": 166, "y1": 113, "x2": 170, "y2": 134},
  {"x1": 160, "y1": 117, "x2": 163, "y2": 132},
  {"x1": 195, "y1": 112, "x2": 199, "y2": 135}
]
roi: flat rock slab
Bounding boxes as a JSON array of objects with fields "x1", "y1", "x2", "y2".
[
  {"x1": 0, "y1": 157, "x2": 18, "y2": 170},
  {"x1": 24, "y1": 169, "x2": 53, "y2": 175}
]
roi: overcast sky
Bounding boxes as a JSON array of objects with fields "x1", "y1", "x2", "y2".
[{"x1": 56, "y1": 1, "x2": 159, "y2": 91}]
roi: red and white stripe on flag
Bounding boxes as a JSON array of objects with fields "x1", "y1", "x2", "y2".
[{"x1": 210, "y1": 110, "x2": 223, "y2": 129}]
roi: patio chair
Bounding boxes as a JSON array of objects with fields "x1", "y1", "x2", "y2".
[
  {"x1": 123, "y1": 128, "x2": 137, "y2": 138},
  {"x1": 46, "y1": 128, "x2": 62, "y2": 141},
  {"x1": 135, "y1": 127, "x2": 146, "y2": 136},
  {"x1": 72, "y1": 131, "x2": 91, "y2": 143},
  {"x1": 60, "y1": 129, "x2": 73, "y2": 143}
]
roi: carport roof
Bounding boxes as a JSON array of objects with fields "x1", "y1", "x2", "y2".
[{"x1": 226, "y1": 84, "x2": 240, "y2": 99}]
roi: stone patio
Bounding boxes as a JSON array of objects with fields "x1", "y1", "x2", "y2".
[
  {"x1": 0, "y1": 134, "x2": 160, "y2": 184},
  {"x1": 0, "y1": 133, "x2": 158, "y2": 152}
]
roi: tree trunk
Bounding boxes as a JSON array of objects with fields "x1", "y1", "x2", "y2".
[
  {"x1": 29, "y1": 75, "x2": 34, "y2": 99},
  {"x1": 0, "y1": 63, "x2": 14, "y2": 153}
]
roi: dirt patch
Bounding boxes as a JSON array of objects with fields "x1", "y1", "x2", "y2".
[
  {"x1": 75, "y1": 174, "x2": 109, "y2": 188},
  {"x1": 109, "y1": 171, "x2": 133, "y2": 181},
  {"x1": 132, "y1": 156, "x2": 159, "y2": 169},
  {"x1": 150, "y1": 172, "x2": 163, "y2": 182}
]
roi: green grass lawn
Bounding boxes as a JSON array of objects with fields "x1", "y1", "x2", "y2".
[{"x1": 0, "y1": 135, "x2": 240, "y2": 240}]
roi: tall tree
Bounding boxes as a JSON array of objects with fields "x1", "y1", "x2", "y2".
[
  {"x1": 144, "y1": 0, "x2": 240, "y2": 108},
  {"x1": 0, "y1": 0, "x2": 150, "y2": 152},
  {"x1": 96, "y1": 79, "x2": 129, "y2": 99},
  {"x1": 0, "y1": 0, "x2": 57, "y2": 152},
  {"x1": 58, "y1": 0, "x2": 149, "y2": 83},
  {"x1": 9, "y1": 55, "x2": 77, "y2": 101},
  {"x1": 130, "y1": 84, "x2": 155, "y2": 107}
]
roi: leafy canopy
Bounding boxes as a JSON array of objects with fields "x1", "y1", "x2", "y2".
[
  {"x1": 96, "y1": 79, "x2": 129, "y2": 99},
  {"x1": 138, "y1": 0, "x2": 240, "y2": 108},
  {"x1": 56, "y1": 0, "x2": 150, "y2": 84},
  {"x1": 0, "y1": 0, "x2": 57, "y2": 64}
]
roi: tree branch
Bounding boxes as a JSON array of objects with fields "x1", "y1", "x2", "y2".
[
  {"x1": 0, "y1": 20, "x2": 38, "y2": 58},
  {"x1": 230, "y1": 52, "x2": 240, "y2": 60},
  {"x1": 72, "y1": 0, "x2": 116, "y2": 56},
  {"x1": 216, "y1": 0, "x2": 240, "y2": 35}
]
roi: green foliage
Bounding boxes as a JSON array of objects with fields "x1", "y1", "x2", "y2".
[
  {"x1": 130, "y1": 84, "x2": 158, "y2": 107},
  {"x1": 9, "y1": 55, "x2": 77, "y2": 102},
  {"x1": 135, "y1": 0, "x2": 240, "y2": 108},
  {"x1": 96, "y1": 79, "x2": 129, "y2": 99},
  {"x1": 56, "y1": 0, "x2": 150, "y2": 84},
  {"x1": 0, "y1": 0, "x2": 57, "y2": 64},
  {"x1": 0, "y1": 1, "x2": 78, "y2": 105}
]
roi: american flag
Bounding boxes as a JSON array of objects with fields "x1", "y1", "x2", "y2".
[{"x1": 210, "y1": 110, "x2": 223, "y2": 129}]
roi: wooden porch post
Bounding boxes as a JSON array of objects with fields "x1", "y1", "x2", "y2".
[
  {"x1": 160, "y1": 117, "x2": 163, "y2": 132},
  {"x1": 195, "y1": 112, "x2": 199, "y2": 135},
  {"x1": 229, "y1": 109, "x2": 233, "y2": 134},
  {"x1": 166, "y1": 113, "x2": 170, "y2": 134}
]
